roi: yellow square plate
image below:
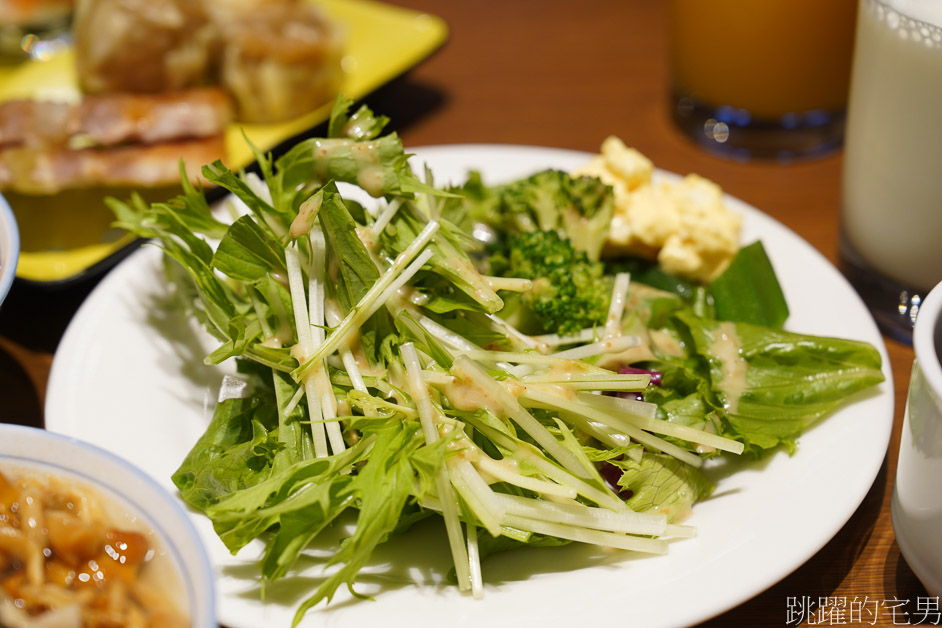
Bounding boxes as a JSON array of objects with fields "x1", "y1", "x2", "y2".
[{"x1": 0, "y1": 0, "x2": 448, "y2": 285}]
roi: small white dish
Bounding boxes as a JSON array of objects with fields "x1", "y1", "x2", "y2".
[
  {"x1": 893, "y1": 281, "x2": 942, "y2": 597},
  {"x1": 0, "y1": 424, "x2": 217, "y2": 627},
  {"x1": 0, "y1": 192, "x2": 19, "y2": 306}
]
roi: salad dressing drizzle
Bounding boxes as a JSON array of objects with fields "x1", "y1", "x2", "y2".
[{"x1": 709, "y1": 322, "x2": 748, "y2": 414}]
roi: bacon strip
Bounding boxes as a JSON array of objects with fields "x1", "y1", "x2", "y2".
[
  {"x1": 0, "y1": 87, "x2": 233, "y2": 149},
  {"x1": 0, "y1": 135, "x2": 226, "y2": 194},
  {"x1": 0, "y1": 100, "x2": 74, "y2": 148}
]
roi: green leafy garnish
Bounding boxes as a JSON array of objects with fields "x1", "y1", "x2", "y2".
[{"x1": 709, "y1": 241, "x2": 789, "y2": 327}]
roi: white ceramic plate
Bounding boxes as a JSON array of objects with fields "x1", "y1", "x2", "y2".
[{"x1": 46, "y1": 145, "x2": 894, "y2": 628}]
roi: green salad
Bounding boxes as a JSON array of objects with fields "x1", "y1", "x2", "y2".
[{"x1": 110, "y1": 98, "x2": 884, "y2": 626}]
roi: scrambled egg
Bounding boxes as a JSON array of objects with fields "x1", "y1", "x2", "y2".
[{"x1": 573, "y1": 136, "x2": 741, "y2": 282}]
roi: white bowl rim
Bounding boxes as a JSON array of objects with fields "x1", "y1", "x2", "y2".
[
  {"x1": 0, "y1": 193, "x2": 19, "y2": 304},
  {"x1": 0, "y1": 423, "x2": 217, "y2": 626},
  {"x1": 914, "y1": 281, "x2": 942, "y2": 403}
]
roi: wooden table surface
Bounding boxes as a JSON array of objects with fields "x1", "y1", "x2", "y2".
[{"x1": 0, "y1": 1, "x2": 928, "y2": 626}]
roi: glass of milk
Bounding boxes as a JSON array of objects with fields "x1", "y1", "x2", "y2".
[{"x1": 840, "y1": 0, "x2": 942, "y2": 343}]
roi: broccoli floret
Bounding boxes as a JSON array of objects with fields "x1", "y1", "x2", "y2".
[
  {"x1": 490, "y1": 230, "x2": 613, "y2": 335},
  {"x1": 465, "y1": 169, "x2": 615, "y2": 261}
]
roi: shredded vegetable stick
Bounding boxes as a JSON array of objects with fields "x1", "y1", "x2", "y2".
[
  {"x1": 400, "y1": 343, "x2": 472, "y2": 591},
  {"x1": 604, "y1": 271, "x2": 631, "y2": 339},
  {"x1": 294, "y1": 220, "x2": 440, "y2": 378},
  {"x1": 285, "y1": 244, "x2": 329, "y2": 457}
]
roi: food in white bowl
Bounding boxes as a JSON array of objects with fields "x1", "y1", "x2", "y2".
[{"x1": 0, "y1": 424, "x2": 215, "y2": 627}]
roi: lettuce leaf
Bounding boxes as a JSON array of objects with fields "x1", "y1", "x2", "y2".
[
  {"x1": 675, "y1": 311, "x2": 885, "y2": 452},
  {"x1": 611, "y1": 453, "x2": 715, "y2": 523}
]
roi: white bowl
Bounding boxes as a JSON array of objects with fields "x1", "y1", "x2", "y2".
[
  {"x1": 0, "y1": 424, "x2": 217, "y2": 626},
  {"x1": 0, "y1": 192, "x2": 19, "y2": 306},
  {"x1": 892, "y1": 280, "x2": 942, "y2": 597}
]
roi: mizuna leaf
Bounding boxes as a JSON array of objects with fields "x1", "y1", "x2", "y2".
[{"x1": 213, "y1": 214, "x2": 287, "y2": 282}]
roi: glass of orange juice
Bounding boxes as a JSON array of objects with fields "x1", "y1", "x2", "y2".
[{"x1": 668, "y1": 0, "x2": 858, "y2": 161}]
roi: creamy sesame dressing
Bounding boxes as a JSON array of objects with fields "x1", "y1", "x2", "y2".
[{"x1": 709, "y1": 321, "x2": 748, "y2": 414}]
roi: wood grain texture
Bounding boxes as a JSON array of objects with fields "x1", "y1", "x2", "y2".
[{"x1": 0, "y1": 1, "x2": 920, "y2": 625}]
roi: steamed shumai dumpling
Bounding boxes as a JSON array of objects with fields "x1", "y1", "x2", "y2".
[
  {"x1": 73, "y1": 0, "x2": 218, "y2": 94},
  {"x1": 215, "y1": 1, "x2": 344, "y2": 124},
  {"x1": 72, "y1": 0, "x2": 344, "y2": 125}
]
